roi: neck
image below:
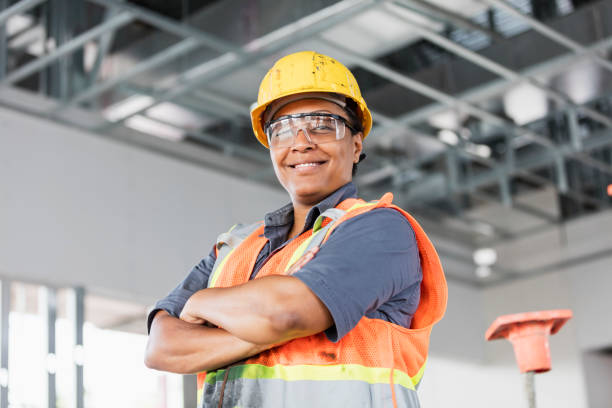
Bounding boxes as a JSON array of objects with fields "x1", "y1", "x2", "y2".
[{"x1": 288, "y1": 201, "x2": 312, "y2": 239}]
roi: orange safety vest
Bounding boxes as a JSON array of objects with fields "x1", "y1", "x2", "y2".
[{"x1": 197, "y1": 193, "x2": 447, "y2": 407}]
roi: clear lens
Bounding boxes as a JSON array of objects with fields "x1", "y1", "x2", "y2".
[{"x1": 266, "y1": 114, "x2": 347, "y2": 148}]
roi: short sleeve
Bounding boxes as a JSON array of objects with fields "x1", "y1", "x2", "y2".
[
  {"x1": 146, "y1": 246, "x2": 217, "y2": 333},
  {"x1": 292, "y1": 208, "x2": 422, "y2": 342}
]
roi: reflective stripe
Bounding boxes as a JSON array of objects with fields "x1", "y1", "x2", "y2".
[
  {"x1": 197, "y1": 386, "x2": 203, "y2": 407},
  {"x1": 204, "y1": 363, "x2": 421, "y2": 390},
  {"x1": 411, "y1": 358, "x2": 427, "y2": 389},
  {"x1": 346, "y1": 201, "x2": 376, "y2": 212},
  {"x1": 208, "y1": 244, "x2": 238, "y2": 288},
  {"x1": 208, "y1": 222, "x2": 262, "y2": 288},
  {"x1": 201, "y1": 376, "x2": 420, "y2": 408},
  {"x1": 283, "y1": 233, "x2": 316, "y2": 273}
]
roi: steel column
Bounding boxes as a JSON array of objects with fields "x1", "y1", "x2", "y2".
[
  {"x1": 0, "y1": 0, "x2": 6, "y2": 80},
  {"x1": 85, "y1": 7, "x2": 122, "y2": 90},
  {"x1": 74, "y1": 287, "x2": 84, "y2": 408},
  {"x1": 0, "y1": 280, "x2": 9, "y2": 408},
  {"x1": 1, "y1": 11, "x2": 134, "y2": 85},
  {"x1": 43, "y1": 288, "x2": 57, "y2": 408},
  {"x1": 183, "y1": 375, "x2": 197, "y2": 408}
]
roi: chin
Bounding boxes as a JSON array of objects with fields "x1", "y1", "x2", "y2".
[{"x1": 290, "y1": 184, "x2": 329, "y2": 204}]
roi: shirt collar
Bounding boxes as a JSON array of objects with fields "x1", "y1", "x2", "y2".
[{"x1": 263, "y1": 181, "x2": 358, "y2": 241}]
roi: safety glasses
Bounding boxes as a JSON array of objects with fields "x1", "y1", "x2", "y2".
[{"x1": 264, "y1": 113, "x2": 357, "y2": 149}]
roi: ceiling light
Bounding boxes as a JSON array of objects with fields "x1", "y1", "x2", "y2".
[
  {"x1": 429, "y1": 110, "x2": 459, "y2": 130},
  {"x1": 124, "y1": 115, "x2": 185, "y2": 141},
  {"x1": 473, "y1": 247, "x2": 497, "y2": 266},
  {"x1": 146, "y1": 102, "x2": 209, "y2": 130},
  {"x1": 438, "y1": 129, "x2": 459, "y2": 145},
  {"x1": 503, "y1": 83, "x2": 548, "y2": 125},
  {"x1": 556, "y1": 60, "x2": 600, "y2": 105},
  {"x1": 465, "y1": 143, "x2": 491, "y2": 158},
  {"x1": 103, "y1": 95, "x2": 155, "y2": 123},
  {"x1": 83, "y1": 42, "x2": 98, "y2": 72},
  {"x1": 6, "y1": 15, "x2": 33, "y2": 36},
  {"x1": 475, "y1": 265, "x2": 492, "y2": 279}
]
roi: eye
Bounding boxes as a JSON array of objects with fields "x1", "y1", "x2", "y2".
[
  {"x1": 309, "y1": 118, "x2": 336, "y2": 133},
  {"x1": 272, "y1": 127, "x2": 293, "y2": 140}
]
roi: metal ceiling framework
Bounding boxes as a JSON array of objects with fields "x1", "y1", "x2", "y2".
[{"x1": 1, "y1": 0, "x2": 611, "y2": 285}]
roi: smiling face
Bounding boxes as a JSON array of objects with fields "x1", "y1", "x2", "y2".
[{"x1": 268, "y1": 98, "x2": 363, "y2": 207}]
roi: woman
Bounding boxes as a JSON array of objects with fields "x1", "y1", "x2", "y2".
[{"x1": 145, "y1": 51, "x2": 447, "y2": 408}]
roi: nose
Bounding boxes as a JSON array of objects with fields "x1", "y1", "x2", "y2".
[{"x1": 291, "y1": 128, "x2": 315, "y2": 151}]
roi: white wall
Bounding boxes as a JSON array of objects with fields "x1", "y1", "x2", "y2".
[
  {"x1": 582, "y1": 351, "x2": 612, "y2": 408},
  {"x1": 0, "y1": 106, "x2": 286, "y2": 304}
]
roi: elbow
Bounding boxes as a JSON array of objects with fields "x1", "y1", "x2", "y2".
[
  {"x1": 144, "y1": 339, "x2": 163, "y2": 370},
  {"x1": 267, "y1": 309, "x2": 304, "y2": 340},
  {"x1": 144, "y1": 340, "x2": 191, "y2": 374}
]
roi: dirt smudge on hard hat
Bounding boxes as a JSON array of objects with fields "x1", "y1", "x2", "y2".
[{"x1": 319, "y1": 351, "x2": 336, "y2": 361}]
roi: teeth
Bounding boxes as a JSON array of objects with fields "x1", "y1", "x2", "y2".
[{"x1": 295, "y1": 162, "x2": 319, "y2": 168}]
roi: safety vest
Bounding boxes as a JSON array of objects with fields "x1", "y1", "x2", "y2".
[{"x1": 197, "y1": 193, "x2": 447, "y2": 408}]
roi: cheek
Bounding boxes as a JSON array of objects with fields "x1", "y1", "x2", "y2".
[
  {"x1": 270, "y1": 151, "x2": 285, "y2": 178},
  {"x1": 324, "y1": 144, "x2": 354, "y2": 178}
]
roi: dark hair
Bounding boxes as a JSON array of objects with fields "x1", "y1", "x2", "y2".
[
  {"x1": 343, "y1": 99, "x2": 365, "y2": 177},
  {"x1": 344, "y1": 98, "x2": 363, "y2": 133},
  {"x1": 352, "y1": 153, "x2": 366, "y2": 176}
]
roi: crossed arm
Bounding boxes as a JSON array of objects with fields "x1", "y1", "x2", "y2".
[{"x1": 145, "y1": 271, "x2": 332, "y2": 374}]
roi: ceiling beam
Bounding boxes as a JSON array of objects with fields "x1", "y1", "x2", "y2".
[
  {"x1": 92, "y1": 0, "x2": 381, "y2": 132},
  {"x1": 0, "y1": 10, "x2": 134, "y2": 86}
]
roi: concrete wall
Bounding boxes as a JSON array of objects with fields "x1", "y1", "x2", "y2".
[{"x1": 582, "y1": 351, "x2": 612, "y2": 408}]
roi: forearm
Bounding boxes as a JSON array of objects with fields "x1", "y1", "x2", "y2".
[
  {"x1": 145, "y1": 311, "x2": 272, "y2": 374},
  {"x1": 182, "y1": 276, "x2": 332, "y2": 345}
]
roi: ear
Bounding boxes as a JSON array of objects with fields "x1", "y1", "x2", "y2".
[{"x1": 352, "y1": 132, "x2": 364, "y2": 163}]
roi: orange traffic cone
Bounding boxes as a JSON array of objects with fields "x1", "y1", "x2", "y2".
[{"x1": 485, "y1": 309, "x2": 573, "y2": 408}]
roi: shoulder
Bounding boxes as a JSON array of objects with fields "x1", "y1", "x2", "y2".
[{"x1": 330, "y1": 206, "x2": 416, "y2": 247}]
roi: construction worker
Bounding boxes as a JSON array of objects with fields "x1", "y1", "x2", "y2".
[{"x1": 145, "y1": 51, "x2": 447, "y2": 407}]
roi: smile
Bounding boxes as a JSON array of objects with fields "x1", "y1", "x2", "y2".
[{"x1": 290, "y1": 161, "x2": 326, "y2": 169}]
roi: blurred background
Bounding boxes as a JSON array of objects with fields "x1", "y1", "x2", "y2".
[{"x1": 1, "y1": 0, "x2": 612, "y2": 406}]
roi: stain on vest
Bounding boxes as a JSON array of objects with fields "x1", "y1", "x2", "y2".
[{"x1": 319, "y1": 351, "x2": 336, "y2": 361}]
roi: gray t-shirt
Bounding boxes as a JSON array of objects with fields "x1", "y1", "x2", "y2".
[{"x1": 148, "y1": 182, "x2": 422, "y2": 342}]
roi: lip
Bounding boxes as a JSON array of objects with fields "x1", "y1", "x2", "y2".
[{"x1": 287, "y1": 160, "x2": 328, "y2": 173}]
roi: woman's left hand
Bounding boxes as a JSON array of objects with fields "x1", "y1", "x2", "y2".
[{"x1": 179, "y1": 290, "x2": 208, "y2": 325}]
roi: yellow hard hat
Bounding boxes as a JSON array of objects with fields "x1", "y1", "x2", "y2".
[{"x1": 250, "y1": 51, "x2": 373, "y2": 148}]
